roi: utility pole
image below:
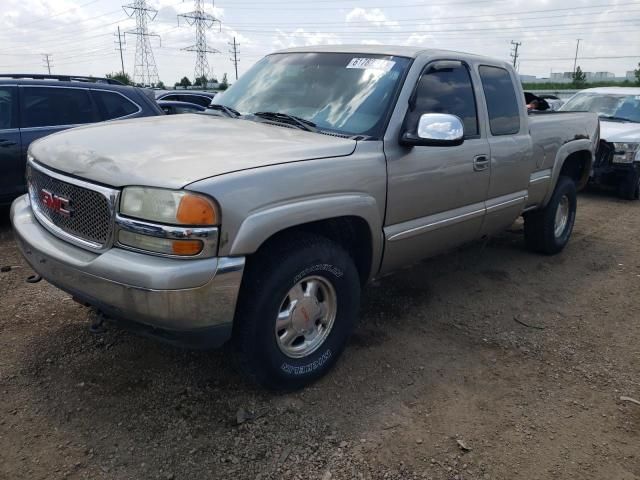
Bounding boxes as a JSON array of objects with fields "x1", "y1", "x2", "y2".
[
  {"x1": 115, "y1": 25, "x2": 126, "y2": 75},
  {"x1": 229, "y1": 36, "x2": 240, "y2": 80},
  {"x1": 573, "y1": 38, "x2": 582, "y2": 75},
  {"x1": 42, "y1": 53, "x2": 52, "y2": 74},
  {"x1": 510, "y1": 40, "x2": 521, "y2": 70},
  {"x1": 123, "y1": 0, "x2": 160, "y2": 86},
  {"x1": 178, "y1": 0, "x2": 221, "y2": 85}
]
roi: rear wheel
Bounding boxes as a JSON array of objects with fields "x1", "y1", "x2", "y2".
[
  {"x1": 524, "y1": 176, "x2": 577, "y2": 255},
  {"x1": 233, "y1": 233, "x2": 360, "y2": 390},
  {"x1": 618, "y1": 169, "x2": 640, "y2": 200}
]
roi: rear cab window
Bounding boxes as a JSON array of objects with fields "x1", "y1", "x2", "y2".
[
  {"x1": 407, "y1": 60, "x2": 479, "y2": 138},
  {"x1": 478, "y1": 65, "x2": 521, "y2": 135},
  {"x1": 20, "y1": 86, "x2": 99, "y2": 128},
  {"x1": 92, "y1": 90, "x2": 140, "y2": 120}
]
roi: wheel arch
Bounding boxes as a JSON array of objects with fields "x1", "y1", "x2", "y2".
[
  {"x1": 229, "y1": 194, "x2": 384, "y2": 284},
  {"x1": 544, "y1": 140, "x2": 593, "y2": 206}
]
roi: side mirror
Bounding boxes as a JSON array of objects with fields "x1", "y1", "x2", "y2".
[{"x1": 400, "y1": 113, "x2": 465, "y2": 147}]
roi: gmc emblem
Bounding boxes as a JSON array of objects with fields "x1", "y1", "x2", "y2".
[{"x1": 41, "y1": 189, "x2": 73, "y2": 217}]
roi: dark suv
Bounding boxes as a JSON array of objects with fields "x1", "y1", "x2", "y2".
[{"x1": 0, "y1": 74, "x2": 163, "y2": 205}]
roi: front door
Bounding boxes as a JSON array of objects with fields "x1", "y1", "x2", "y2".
[
  {"x1": 0, "y1": 86, "x2": 23, "y2": 202},
  {"x1": 382, "y1": 60, "x2": 490, "y2": 273}
]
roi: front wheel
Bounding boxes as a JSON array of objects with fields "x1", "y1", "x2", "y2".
[
  {"x1": 233, "y1": 233, "x2": 360, "y2": 390},
  {"x1": 524, "y1": 176, "x2": 577, "y2": 255}
]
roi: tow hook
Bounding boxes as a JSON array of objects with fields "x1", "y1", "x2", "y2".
[
  {"x1": 88, "y1": 310, "x2": 107, "y2": 334},
  {"x1": 26, "y1": 274, "x2": 42, "y2": 283}
]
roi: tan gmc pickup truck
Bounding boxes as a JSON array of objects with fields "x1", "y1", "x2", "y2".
[{"x1": 11, "y1": 46, "x2": 599, "y2": 389}]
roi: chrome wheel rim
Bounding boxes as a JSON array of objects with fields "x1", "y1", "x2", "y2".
[
  {"x1": 275, "y1": 275, "x2": 337, "y2": 359},
  {"x1": 554, "y1": 195, "x2": 570, "y2": 238}
]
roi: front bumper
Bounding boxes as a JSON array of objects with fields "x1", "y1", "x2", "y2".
[{"x1": 10, "y1": 195, "x2": 244, "y2": 348}]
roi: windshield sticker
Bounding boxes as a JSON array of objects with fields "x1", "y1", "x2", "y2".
[{"x1": 346, "y1": 58, "x2": 395, "y2": 72}]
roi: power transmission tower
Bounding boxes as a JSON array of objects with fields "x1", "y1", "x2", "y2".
[
  {"x1": 229, "y1": 36, "x2": 240, "y2": 80},
  {"x1": 123, "y1": 0, "x2": 160, "y2": 86},
  {"x1": 178, "y1": 0, "x2": 221, "y2": 84},
  {"x1": 510, "y1": 41, "x2": 521, "y2": 70},
  {"x1": 115, "y1": 25, "x2": 126, "y2": 75},
  {"x1": 42, "y1": 53, "x2": 53, "y2": 74}
]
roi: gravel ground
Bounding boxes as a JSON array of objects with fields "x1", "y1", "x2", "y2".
[{"x1": 0, "y1": 190, "x2": 639, "y2": 480}]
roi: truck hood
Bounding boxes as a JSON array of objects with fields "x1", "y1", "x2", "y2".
[
  {"x1": 600, "y1": 120, "x2": 640, "y2": 143},
  {"x1": 30, "y1": 114, "x2": 357, "y2": 189}
]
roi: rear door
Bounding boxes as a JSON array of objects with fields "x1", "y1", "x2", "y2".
[
  {"x1": 476, "y1": 65, "x2": 533, "y2": 234},
  {"x1": 19, "y1": 86, "x2": 100, "y2": 159},
  {"x1": 0, "y1": 85, "x2": 23, "y2": 202}
]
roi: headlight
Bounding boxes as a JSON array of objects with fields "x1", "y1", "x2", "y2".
[
  {"x1": 612, "y1": 143, "x2": 640, "y2": 164},
  {"x1": 120, "y1": 187, "x2": 218, "y2": 225},
  {"x1": 117, "y1": 187, "x2": 219, "y2": 258}
]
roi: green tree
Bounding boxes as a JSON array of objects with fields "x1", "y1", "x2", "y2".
[
  {"x1": 177, "y1": 76, "x2": 192, "y2": 88},
  {"x1": 572, "y1": 66, "x2": 586, "y2": 87},
  {"x1": 219, "y1": 72, "x2": 229, "y2": 91},
  {"x1": 634, "y1": 62, "x2": 640, "y2": 85},
  {"x1": 105, "y1": 71, "x2": 132, "y2": 85},
  {"x1": 194, "y1": 75, "x2": 208, "y2": 87},
  {"x1": 155, "y1": 80, "x2": 165, "y2": 89}
]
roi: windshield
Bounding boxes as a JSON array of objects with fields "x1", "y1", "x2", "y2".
[
  {"x1": 212, "y1": 52, "x2": 411, "y2": 137},
  {"x1": 560, "y1": 92, "x2": 640, "y2": 122}
]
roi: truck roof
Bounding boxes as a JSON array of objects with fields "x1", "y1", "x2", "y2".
[{"x1": 273, "y1": 44, "x2": 511, "y2": 66}]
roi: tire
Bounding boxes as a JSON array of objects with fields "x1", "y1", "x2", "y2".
[
  {"x1": 233, "y1": 232, "x2": 360, "y2": 390},
  {"x1": 618, "y1": 169, "x2": 640, "y2": 200},
  {"x1": 524, "y1": 176, "x2": 577, "y2": 255}
]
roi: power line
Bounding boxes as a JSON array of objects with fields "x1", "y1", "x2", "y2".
[
  {"x1": 124, "y1": 0, "x2": 160, "y2": 86},
  {"x1": 229, "y1": 36, "x2": 240, "y2": 80},
  {"x1": 42, "y1": 53, "x2": 53, "y2": 74},
  {"x1": 178, "y1": 0, "x2": 221, "y2": 82}
]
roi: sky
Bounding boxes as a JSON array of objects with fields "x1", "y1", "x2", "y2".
[{"x1": 1, "y1": 0, "x2": 639, "y2": 85}]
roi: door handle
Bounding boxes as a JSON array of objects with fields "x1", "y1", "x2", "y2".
[
  {"x1": 0, "y1": 139, "x2": 17, "y2": 147},
  {"x1": 473, "y1": 155, "x2": 490, "y2": 171}
]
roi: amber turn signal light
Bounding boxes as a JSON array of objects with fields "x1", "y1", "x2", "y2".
[
  {"x1": 176, "y1": 194, "x2": 217, "y2": 225},
  {"x1": 171, "y1": 239, "x2": 204, "y2": 256}
]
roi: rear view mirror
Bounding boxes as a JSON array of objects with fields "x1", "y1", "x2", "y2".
[{"x1": 401, "y1": 113, "x2": 464, "y2": 147}]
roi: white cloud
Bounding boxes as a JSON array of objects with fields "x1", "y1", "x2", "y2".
[
  {"x1": 272, "y1": 28, "x2": 341, "y2": 50},
  {"x1": 345, "y1": 7, "x2": 399, "y2": 28}
]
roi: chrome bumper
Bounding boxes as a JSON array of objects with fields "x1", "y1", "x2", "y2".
[{"x1": 10, "y1": 195, "x2": 244, "y2": 344}]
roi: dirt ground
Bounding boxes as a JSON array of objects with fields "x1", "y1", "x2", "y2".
[{"x1": 0, "y1": 190, "x2": 639, "y2": 480}]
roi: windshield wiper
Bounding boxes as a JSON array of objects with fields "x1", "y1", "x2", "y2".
[
  {"x1": 252, "y1": 111, "x2": 317, "y2": 132},
  {"x1": 207, "y1": 104, "x2": 241, "y2": 118},
  {"x1": 600, "y1": 115, "x2": 638, "y2": 123}
]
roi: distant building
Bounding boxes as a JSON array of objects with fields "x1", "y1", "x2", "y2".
[{"x1": 522, "y1": 71, "x2": 632, "y2": 84}]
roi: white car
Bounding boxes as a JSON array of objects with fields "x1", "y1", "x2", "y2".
[{"x1": 561, "y1": 87, "x2": 640, "y2": 199}]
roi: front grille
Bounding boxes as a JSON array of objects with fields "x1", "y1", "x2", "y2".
[{"x1": 27, "y1": 163, "x2": 114, "y2": 247}]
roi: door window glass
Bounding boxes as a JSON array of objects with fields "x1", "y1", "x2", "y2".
[
  {"x1": 93, "y1": 90, "x2": 139, "y2": 119},
  {"x1": 21, "y1": 87, "x2": 98, "y2": 128},
  {"x1": 408, "y1": 62, "x2": 479, "y2": 137},
  {"x1": 0, "y1": 86, "x2": 17, "y2": 129}
]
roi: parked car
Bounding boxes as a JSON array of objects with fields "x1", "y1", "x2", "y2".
[
  {"x1": 560, "y1": 87, "x2": 640, "y2": 199},
  {"x1": 11, "y1": 46, "x2": 599, "y2": 390},
  {"x1": 157, "y1": 100, "x2": 206, "y2": 115},
  {"x1": 155, "y1": 90, "x2": 216, "y2": 108},
  {"x1": 0, "y1": 74, "x2": 163, "y2": 205}
]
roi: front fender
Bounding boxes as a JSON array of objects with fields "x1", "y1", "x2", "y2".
[{"x1": 229, "y1": 193, "x2": 384, "y2": 279}]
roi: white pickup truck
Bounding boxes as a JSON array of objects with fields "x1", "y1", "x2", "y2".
[{"x1": 11, "y1": 46, "x2": 599, "y2": 389}]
